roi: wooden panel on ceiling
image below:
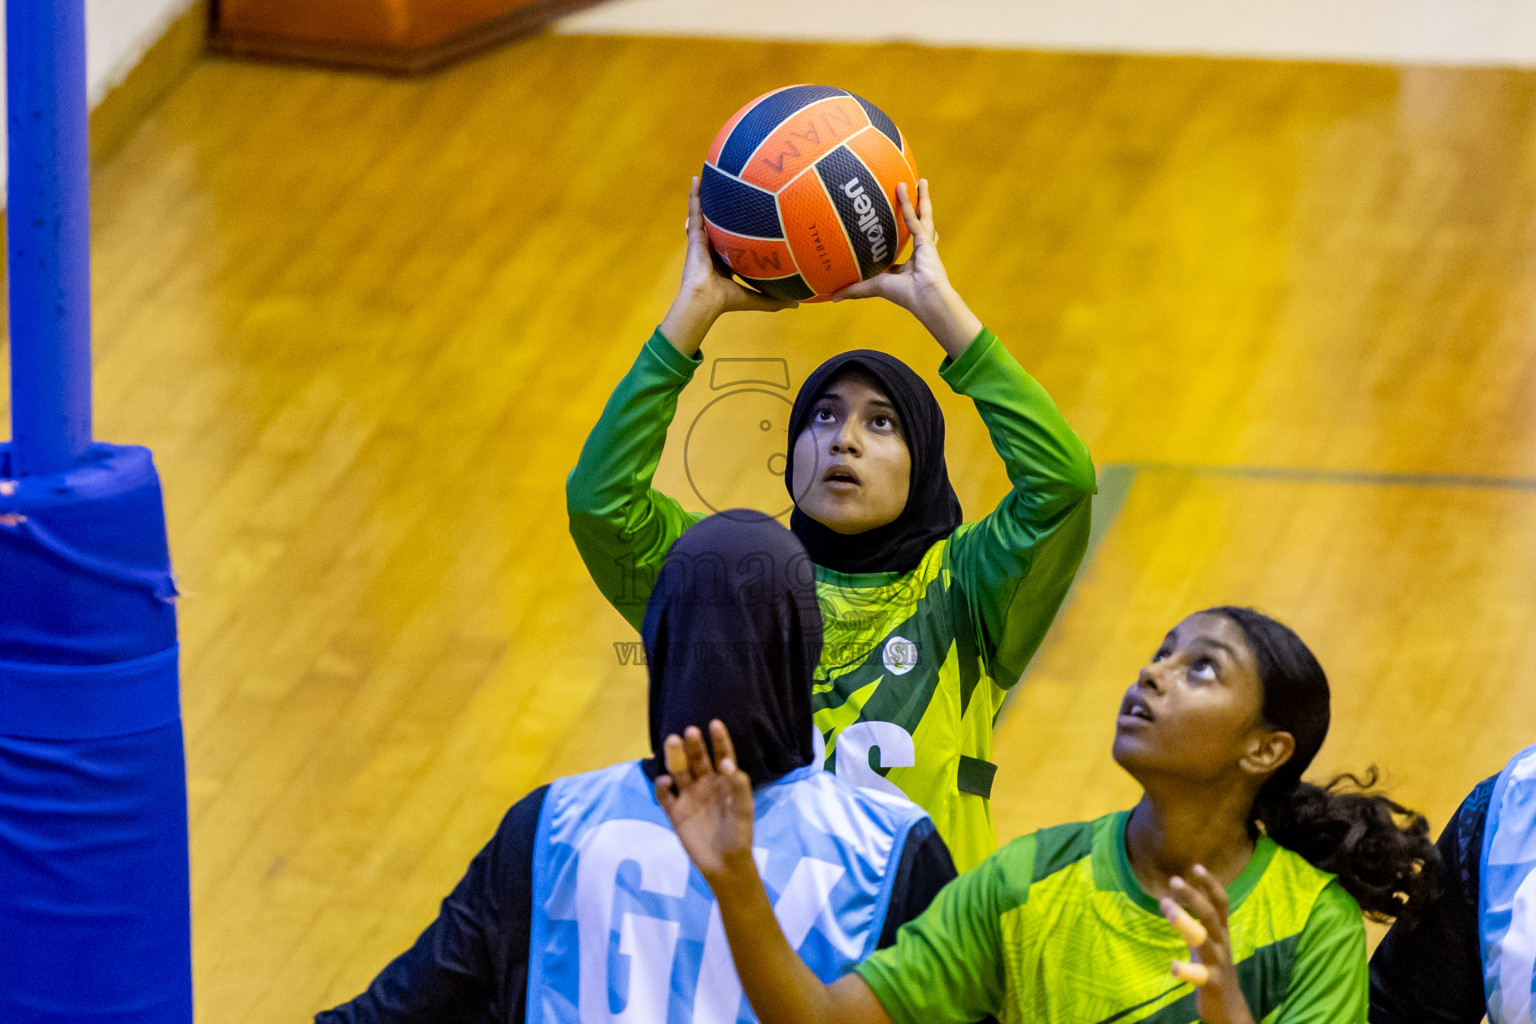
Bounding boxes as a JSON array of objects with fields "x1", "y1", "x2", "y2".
[{"x1": 212, "y1": 0, "x2": 610, "y2": 73}]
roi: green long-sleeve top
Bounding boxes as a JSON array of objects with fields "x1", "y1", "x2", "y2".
[{"x1": 567, "y1": 327, "x2": 1095, "y2": 870}]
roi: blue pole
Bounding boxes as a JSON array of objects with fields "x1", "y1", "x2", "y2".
[
  {"x1": 1, "y1": 2, "x2": 190, "y2": 1020},
  {"x1": 6, "y1": 0, "x2": 93, "y2": 477}
]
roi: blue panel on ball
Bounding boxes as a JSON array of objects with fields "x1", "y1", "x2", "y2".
[
  {"x1": 742, "y1": 273, "x2": 815, "y2": 302},
  {"x1": 699, "y1": 164, "x2": 782, "y2": 240},
  {"x1": 852, "y1": 93, "x2": 903, "y2": 150},
  {"x1": 716, "y1": 84, "x2": 848, "y2": 177}
]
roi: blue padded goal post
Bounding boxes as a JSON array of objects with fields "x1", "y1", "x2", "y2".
[{"x1": 1, "y1": 3, "x2": 192, "y2": 1021}]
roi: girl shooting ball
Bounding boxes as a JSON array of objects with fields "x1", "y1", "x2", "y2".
[
  {"x1": 655, "y1": 607, "x2": 1439, "y2": 1024},
  {"x1": 568, "y1": 176, "x2": 1095, "y2": 871}
]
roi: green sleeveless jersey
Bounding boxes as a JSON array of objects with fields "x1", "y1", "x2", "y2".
[
  {"x1": 857, "y1": 811, "x2": 1367, "y2": 1024},
  {"x1": 567, "y1": 328, "x2": 1094, "y2": 870}
]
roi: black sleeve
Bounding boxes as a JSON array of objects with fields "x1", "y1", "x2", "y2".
[
  {"x1": 876, "y1": 817, "x2": 958, "y2": 949},
  {"x1": 316, "y1": 786, "x2": 549, "y2": 1024},
  {"x1": 1369, "y1": 776, "x2": 1496, "y2": 1024},
  {"x1": 876, "y1": 821, "x2": 999, "y2": 1024}
]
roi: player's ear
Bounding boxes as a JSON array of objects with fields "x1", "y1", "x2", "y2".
[{"x1": 1239, "y1": 728, "x2": 1294, "y2": 779}]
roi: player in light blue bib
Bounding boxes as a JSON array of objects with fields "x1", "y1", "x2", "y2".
[
  {"x1": 318, "y1": 513, "x2": 956, "y2": 1024},
  {"x1": 1481, "y1": 744, "x2": 1536, "y2": 1023},
  {"x1": 1371, "y1": 743, "x2": 1536, "y2": 1024}
]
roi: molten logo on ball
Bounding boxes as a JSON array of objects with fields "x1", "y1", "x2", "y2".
[{"x1": 841, "y1": 177, "x2": 889, "y2": 264}]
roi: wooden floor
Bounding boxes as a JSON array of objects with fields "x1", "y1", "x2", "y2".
[{"x1": 4, "y1": 32, "x2": 1536, "y2": 1020}]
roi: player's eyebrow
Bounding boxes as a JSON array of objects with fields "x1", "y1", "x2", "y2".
[{"x1": 1189, "y1": 637, "x2": 1239, "y2": 660}]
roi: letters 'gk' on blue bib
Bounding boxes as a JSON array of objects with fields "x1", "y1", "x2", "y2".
[{"x1": 527, "y1": 761, "x2": 927, "y2": 1024}]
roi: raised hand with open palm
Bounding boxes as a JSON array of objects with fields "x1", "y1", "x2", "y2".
[{"x1": 654, "y1": 721, "x2": 757, "y2": 884}]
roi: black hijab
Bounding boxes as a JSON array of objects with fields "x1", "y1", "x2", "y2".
[
  {"x1": 643, "y1": 512, "x2": 822, "y2": 785},
  {"x1": 783, "y1": 350, "x2": 963, "y2": 575}
]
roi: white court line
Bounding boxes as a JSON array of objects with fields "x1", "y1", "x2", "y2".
[{"x1": 557, "y1": 0, "x2": 1536, "y2": 67}]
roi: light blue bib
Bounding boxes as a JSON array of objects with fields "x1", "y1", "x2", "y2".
[
  {"x1": 527, "y1": 760, "x2": 926, "y2": 1024},
  {"x1": 1481, "y1": 743, "x2": 1536, "y2": 1024}
]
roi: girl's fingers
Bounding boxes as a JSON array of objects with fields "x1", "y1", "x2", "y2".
[
  {"x1": 916, "y1": 177, "x2": 935, "y2": 230},
  {"x1": 1191, "y1": 864, "x2": 1230, "y2": 920},
  {"x1": 732, "y1": 289, "x2": 799, "y2": 313},
  {"x1": 1169, "y1": 868, "x2": 1233, "y2": 994},
  {"x1": 683, "y1": 725, "x2": 714, "y2": 779},
  {"x1": 1185, "y1": 867, "x2": 1231, "y2": 947},
  {"x1": 709, "y1": 720, "x2": 738, "y2": 770},
  {"x1": 829, "y1": 275, "x2": 889, "y2": 302},
  {"x1": 1163, "y1": 890, "x2": 1212, "y2": 988},
  {"x1": 686, "y1": 177, "x2": 709, "y2": 244},
  {"x1": 654, "y1": 775, "x2": 676, "y2": 812},
  {"x1": 1160, "y1": 897, "x2": 1208, "y2": 948},
  {"x1": 729, "y1": 761, "x2": 752, "y2": 799},
  {"x1": 1168, "y1": 876, "x2": 1225, "y2": 952},
  {"x1": 663, "y1": 734, "x2": 692, "y2": 788},
  {"x1": 893, "y1": 182, "x2": 927, "y2": 242}
]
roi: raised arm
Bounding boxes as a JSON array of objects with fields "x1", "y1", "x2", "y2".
[
  {"x1": 655, "y1": 723, "x2": 893, "y2": 1024},
  {"x1": 567, "y1": 179, "x2": 796, "y2": 629},
  {"x1": 941, "y1": 333, "x2": 1095, "y2": 683},
  {"x1": 832, "y1": 179, "x2": 1096, "y2": 684},
  {"x1": 565, "y1": 332, "x2": 705, "y2": 631}
]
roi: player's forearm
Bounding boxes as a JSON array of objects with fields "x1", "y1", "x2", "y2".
[
  {"x1": 909, "y1": 283, "x2": 985, "y2": 361},
  {"x1": 707, "y1": 862, "x2": 877, "y2": 1024},
  {"x1": 658, "y1": 286, "x2": 723, "y2": 357}
]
